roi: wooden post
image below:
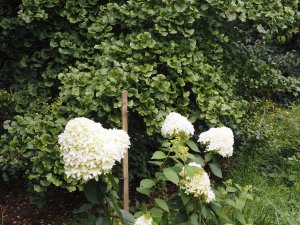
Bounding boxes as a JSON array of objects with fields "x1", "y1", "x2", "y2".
[{"x1": 122, "y1": 91, "x2": 129, "y2": 211}]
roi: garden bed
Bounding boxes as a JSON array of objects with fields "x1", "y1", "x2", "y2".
[{"x1": 0, "y1": 181, "x2": 84, "y2": 225}]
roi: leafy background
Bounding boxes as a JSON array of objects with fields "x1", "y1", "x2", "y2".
[{"x1": 0, "y1": 0, "x2": 299, "y2": 202}]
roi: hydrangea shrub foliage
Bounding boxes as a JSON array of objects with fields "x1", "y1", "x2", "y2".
[
  {"x1": 0, "y1": 0, "x2": 299, "y2": 191},
  {"x1": 69, "y1": 113, "x2": 253, "y2": 224},
  {"x1": 131, "y1": 113, "x2": 252, "y2": 224}
]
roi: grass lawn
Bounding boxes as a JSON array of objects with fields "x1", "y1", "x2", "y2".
[{"x1": 229, "y1": 104, "x2": 300, "y2": 225}]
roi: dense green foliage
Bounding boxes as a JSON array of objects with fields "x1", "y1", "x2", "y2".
[
  {"x1": 0, "y1": 89, "x2": 14, "y2": 134},
  {"x1": 0, "y1": 0, "x2": 299, "y2": 194}
]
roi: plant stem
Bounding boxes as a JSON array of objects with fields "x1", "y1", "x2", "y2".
[{"x1": 159, "y1": 148, "x2": 172, "y2": 172}]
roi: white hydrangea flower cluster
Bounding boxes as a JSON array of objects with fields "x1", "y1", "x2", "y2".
[
  {"x1": 198, "y1": 127, "x2": 234, "y2": 157},
  {"x1": 161, "y1": 112, "x2": 194, "y2": 137},
  {"x1": 134, "y1": 215, "x2": 153, "y2": 225},
  {"x1": 58, "y1": 117, "x2": 130, "y2": 181},
  {"x1": 180, "y1": 162, "x2": 215, "y2": 203}
]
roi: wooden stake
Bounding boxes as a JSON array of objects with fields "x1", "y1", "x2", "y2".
[{"x1": 122, "y1": 91, "x2": 129, "y2": 211}]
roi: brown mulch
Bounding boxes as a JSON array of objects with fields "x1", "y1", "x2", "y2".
[{"x1": 0, "y1": 180, "x2": 85, "y2": 225}]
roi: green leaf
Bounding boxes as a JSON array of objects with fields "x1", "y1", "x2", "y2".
[
  {"x1": 55, "y1": 118, "x2": 67, "y2": 125},
  {"x1": 236, "y1": 199, "x2": 246, "y2": 211},
  {"x1": 107, "y1": 173, "x2": 118, "y2": 189},
  {"x1": 186, "y1": 200, "x2": 194, "y2": 213},
  {"x1": 225, "y1": 199, "x2": 236, "y2": 208},
  {"x1": 209, "y1": 163, "x2": 222, "y2": 178},
  {"x1": 190, "y1": 213, "x2": 198, "y2": 225},
  {"x1": 140, "y1": 179, "x2": 155, "y2": 189},
  {"x1": 151, "y1": 151, "x2": 167, "y2": 159},
  {"x1": 210, "y1": 204, "x2": 230, "y2": 221},
  {"x1": 149, "y1": 207, "x2": 163, "y2": 218},
  {"x1": 149, "y1": 161, "x2": 163, "y2": 166},
  {"x1": 96, "y1": 217, "x2": 112, "y2": 225},
  {"x1": 186, "y1": 140, "x2": 200, "y2": 152},
  {"x1": 245, "y1": 193, "x2": 254, "y2": 200},
  {"x1": 154, "y1": 198, "x2": 169, "y2": 212},
  {"x1": 257, "y1": 24, "x2": 267, "y2": 34},
  {"x1": 136, "y1": 187, "x2": 151, "y2": 196},
  {"x1": 204, "y1": 152, "x2": 212, "y2": 162},
  {"x1": 184, "y1": 165, "x2": 195, "y2": 178},
  {"x1": 193, "y1": 156, "x2": 205, "y2": 166},
  {"x1": 234, "y1": 210, "x2": 246, "y2": 224},
  {"x1": 33, "y1": 184, "x2": 44, "y2": 193},
  {"x1": 39, "y1": 179, "x2": 50, "y2": 187},
  {"x1": 121, "y1": 210, "x2": 135, "y2": 223},
  {"x1": 40, "y1": 133, "x2": 52, "y2": 145},
  {"x1": 174, "y1": 3, "x2": 187, "y2": 12},
  {"x1": 201, "y1": 206, "x2": 208, "y2": 218},
  {"x1": 156, "y1": 172, "x2": 167, "y2": 181},
  {"x1": 226, "y1": 186, "x2": 238, "y2": 192},
  {"x1": 180, "y1": 193, "x2": 192, "y2": 205},
  {"x1": 23, "y1": 151, "x2": 33, "y2": 157},
  {"x1": 73, "y1": 203, "x2": 95, "y2": 214},
  {"x1": 134, "y1": 211, "x2": 144, "y2": 218},
  {"x1": 66, "y1": 185, "x2": 76, "y2": 192},
  {"x1": 108, "y1": 197, "x2": 122, "y2": 219},
  {"x1": 177, "y1": 77, "x2": 185, "y2": 87},
  {"x1": 84, "y1": 180, "x2": 100, "y2": 204},
  {"x1": 227, "y1": 13, "x2": 236, "y2": 21},
  {"x1": 52, "y1": 177, "x2": 62, "y2": 187},
  {"x1": 163, "y1": 168, "x2": 179, "y2": 185}
]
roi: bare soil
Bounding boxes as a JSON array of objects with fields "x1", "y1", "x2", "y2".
[{"x1": 0, "y1": 180, "x2": 85, "y2": 225}]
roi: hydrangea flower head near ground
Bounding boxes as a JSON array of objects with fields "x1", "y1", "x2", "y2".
[
  {"x1": 161, "y1": 112, "x2": 194, "y2": 137},
  {"x1": 179, "y1": 162, "x2": 215, "y2": 203},
  {"x1": 198, "y1": 127, "x2": 234, "y2": 157},
  {"x1": 58, "y1": 117, "x2": 130, "y2": 181},
  {"x1": 134, "y1": 215, "x2": 153, "y2": 225}
]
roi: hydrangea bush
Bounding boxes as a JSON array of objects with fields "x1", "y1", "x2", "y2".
[
  {"x1": 198, "y1": 127, "x2": 234, "y2": 157},
  {"x1": 58, "y1": 117, "x2": 130, "y2": 181},
  {"x1": 131, "y1": 112, "x2": 253, "y2": 224},
  {"x1": 179, "y1": 162, "x2": 215, "y2": 203},
  {"x1": 63, "y1": 113, "x2": 253, "y2": 224},
  {"x1": 161, "y1": 112, "x2": 195, "y2": 137},
  {"x1": 58, "y1": 117, "x2": 131, "y2": 224}
]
